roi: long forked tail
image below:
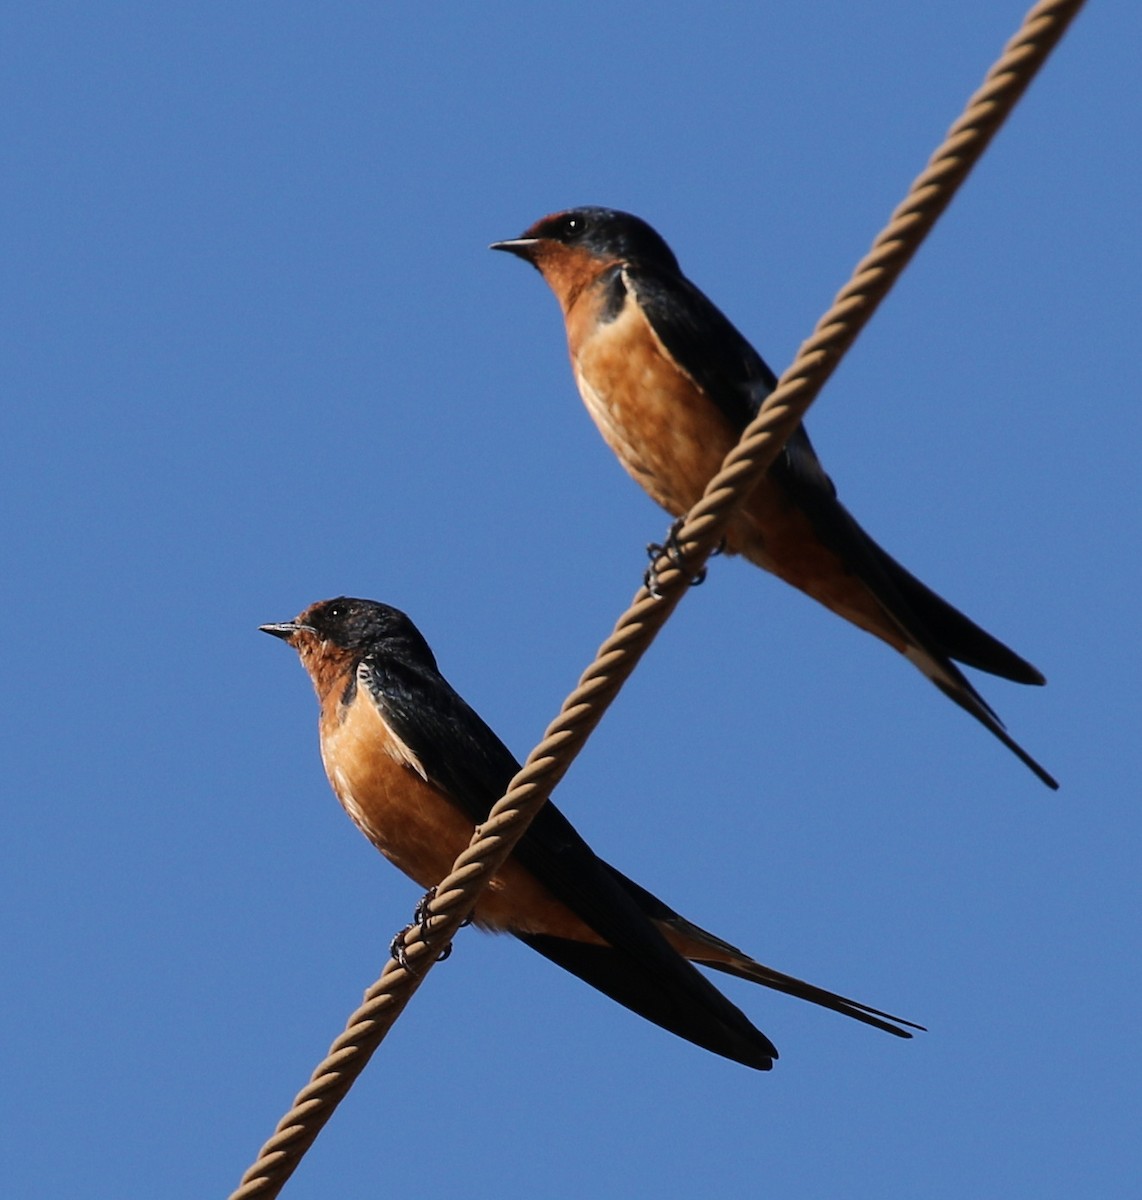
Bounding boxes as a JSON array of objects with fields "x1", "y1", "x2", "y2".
[
  {"x1": 876, "y1": 544, "x2": 1044, "y2": 684},
  {"x1": 699, "y1": 954, "x2": 925, "y2": 1039},
  {"x1": 762, "y1": 450, "x2": 1057, "y2": 787},
  {"x1": 605, "y1": 864, "x2": 925, "y2": 1040},
  {"x1": 654, "y1": 906, "x2": 924, "y2": 1039},
  {"x1": 903, "y1": 640, "x2": 1058, "y2": 790}
]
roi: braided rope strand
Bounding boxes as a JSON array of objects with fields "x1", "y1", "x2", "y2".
[{"x1": 229, "y1": 3, "x2": 1084, "y2": 1194}]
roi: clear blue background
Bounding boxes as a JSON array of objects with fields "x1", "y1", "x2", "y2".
[{"x1": 3, "y1": 3, "x2": 1138, "y2": 1197}]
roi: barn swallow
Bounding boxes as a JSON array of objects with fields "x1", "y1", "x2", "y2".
[
  {"x1": 262, "y1": 596, "x2": 921, "y2": 1071},
  {"x1": 492, "y1": 207, "x2": 1056, "y2": 789}
]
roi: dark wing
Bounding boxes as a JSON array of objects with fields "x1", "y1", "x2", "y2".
[
  {"x1": 629, "y1": 263, "x2": 1044, "y2": 685},
  {"x1": 773, "y1": 429, "x2": 1046, "y2": 685},
  {"x1": 765, "y1": 439, "x2": 1055, "y2": 785},
  {"x1": 629, "y1": 265, "x2": 1054, "y2": 785},
  {"x1": 365, "y1": 652, "x2": 776, "y2": 1068},
  {"x1": 625, "y1": 264, "x2": 777, "y2": 431}
]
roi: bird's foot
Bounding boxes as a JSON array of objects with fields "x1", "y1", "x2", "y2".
[
  {"x1": 388, "y1": 923, "x2": 418, "y2": 970},
  {"x1": 644, "y1": 519, "x2": 721, "y2": 597},
  {"x1": 412, "y1": 886, "x2": 437, "y2": 930},
  {"x1": 390, "y1": 887, "x2": 471, "y2": 969}
]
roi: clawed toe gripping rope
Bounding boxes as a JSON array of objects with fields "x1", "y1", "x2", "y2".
[{"x1": 229, "y1": 3, "x2": 1085, "y2": 1195}]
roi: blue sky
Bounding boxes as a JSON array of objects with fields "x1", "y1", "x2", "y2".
[{"x1": 3, "y1": 3, "x2": 1139, "y2": 1197}]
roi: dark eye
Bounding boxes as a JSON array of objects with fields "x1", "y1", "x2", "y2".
[
  {"x1": 558, "y1": 212, "x2": 588, "y2": 241},
  {"x1": 326, "y1": 602, "x2": 346, "y2": 620}
]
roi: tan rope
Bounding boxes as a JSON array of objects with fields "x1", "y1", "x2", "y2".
[{"x1": 229, "y1": 2, "x2": 1085, "y2": 1194}]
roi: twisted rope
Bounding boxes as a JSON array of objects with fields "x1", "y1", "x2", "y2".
[{"x1": 229, "y1": 2, "x2": 1085, "y2": 1194}]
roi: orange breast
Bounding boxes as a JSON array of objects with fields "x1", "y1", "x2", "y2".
[
  {"x1": 318, "y1": 688, "x2": 602, "y2": 941},
  {"x1": 566, "y1": 278, "x2": 739, "y2": 516}
]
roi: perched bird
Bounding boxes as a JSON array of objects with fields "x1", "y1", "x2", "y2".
[
  {"x1": 262, "y1": 596, "x2": 921, "y2": 1070},
  {"x1": 491, "y1": 206, "x2": 1056, "y2": 789}
]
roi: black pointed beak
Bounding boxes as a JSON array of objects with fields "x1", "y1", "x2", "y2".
[
  {"x1": 490, "y1": 237, "x2": 539, "y2": 261},
  {"x1": 260, "y1": 621, "x2": 305, "y2": 642}
]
